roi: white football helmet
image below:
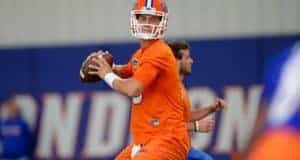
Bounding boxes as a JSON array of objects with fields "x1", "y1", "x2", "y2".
[{"x1": 130, "y1": 0, "x2": 168, "y2": 40}]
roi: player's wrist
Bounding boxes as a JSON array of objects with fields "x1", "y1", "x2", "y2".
[
  {"x1": 209, "y1": 105, "x2": 217, "y2": 113},
  {"x1": 194, "y1": 121, "x2": 200, "y2": 132},
  {"x1": 104, "y1": 72, "x2": 120, "y2": 88},
  {"x1": 193, "y1": 121, "x2": 197, "y2": 132},
  {"x1": 112, "y1": 63, "x2": 117, "y2": 69}
]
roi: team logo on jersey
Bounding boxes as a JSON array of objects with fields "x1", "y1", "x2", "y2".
[
  {"x1": 132, "y1": 58, "x2": 139, "y2": 71},
  {"x1": 150, "y1": 118, "x2": 160, "y2": 127}
]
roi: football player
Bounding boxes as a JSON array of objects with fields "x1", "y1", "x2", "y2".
[
  {"x1": 87, "y1": 0, "x2": 194, "y2": 159},
  {"x1": 168, "y1": 40, "x2": 225, "y2": 160}
]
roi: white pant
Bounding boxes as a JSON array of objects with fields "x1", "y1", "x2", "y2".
[{"x1": 130, "y1": 144, "x2": 142, "y2": 158}]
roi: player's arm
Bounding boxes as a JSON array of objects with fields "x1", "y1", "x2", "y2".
[
  {"x1": 187, "y1": 118, "x2": 215, "y2": 132},
  {"x1": 112, "y1": 64, "x2": 133, "y2": 78},
  {"x1": 88, "y1": 56, "x2": 158, "y2": 97},
  {"x1": 189, "y1": 98, "x2": 225, "y2": 121},
  {"x1": 190, "y1": 107, "x2": 215, "y2": 122},
  {"x1": 113, "y1": 63, "x2": 158, "y2": 97},
  {"x1": 112, "y1": 64, "x2": 124, "y2": 76}
]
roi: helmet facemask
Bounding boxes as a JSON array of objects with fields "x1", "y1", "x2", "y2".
[{"x1": 130, "y1": 9, "x2": 168, "y2": 40}]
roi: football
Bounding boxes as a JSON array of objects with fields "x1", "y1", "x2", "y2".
[{"x1": 79, "y1": 52, "x2": 113, "y2": 83}]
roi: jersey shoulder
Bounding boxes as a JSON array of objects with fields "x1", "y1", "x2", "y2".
[
  {"x1": 148, "y1": 40, "x2": 173, "y2": 58},
  {"x1": 142, "y1": 40, "x2": 176, "y2": 69}
]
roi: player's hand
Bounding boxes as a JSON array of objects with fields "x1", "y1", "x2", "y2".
[
  {"x1": 88, "y1": 50, "x2": 113, "y2": 79},
  {"x1": 82, "y1": 50, "x2": 107, "y2": 69},
  {"x1": 211, "y1": 98, "x2": 226, "y2": 112},
  {"x1": 197, "y1": 117, "x2": 215, "y2": 132}
]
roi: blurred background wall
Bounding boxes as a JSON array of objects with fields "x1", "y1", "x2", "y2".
[
  {"x1": 0, "y1": 0, "x2": 299, "y2": 160},
  {"x1": 0, "y1": 0, "x2": 299, "y2": 47}
]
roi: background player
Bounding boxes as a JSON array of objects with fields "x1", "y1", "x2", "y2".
[
  {"x1": 168, "y1": 40, "x2": 225, "y2": 160},
  {"x1": 0, "y1": 94, "x2": 34, "y2": 159}
]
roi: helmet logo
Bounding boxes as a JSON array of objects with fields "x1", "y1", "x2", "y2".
[
  {"x1": 132, "y1": 58, "x2": 139, "y2": 71},
  {"x1": 160, "y1": 1, "x2": 168, "y2": 12}
]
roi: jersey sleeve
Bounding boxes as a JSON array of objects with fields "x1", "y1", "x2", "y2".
[
  {"x1": 119, "y1": 62, "x2": 133, "y2": 78},
  {"x1": 133, "y1": 47, "x2": 173, "y2": 89},
  {"x1": 133, "y1": 63, "x2": 159, "y2": 89},
  {"x1": 142, "y1": 50, "x2": 172, "y2": 70}
]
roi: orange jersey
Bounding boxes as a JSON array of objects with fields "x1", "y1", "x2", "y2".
[
  {"x1": 248, "y1": 129, "x2": 300, "y2": 160},
  {"x1": 181, "y1": 83, "x2": 192, "y2": 123},
  {"x1": 121, "y1": 40, "x2": 191, "y2": 153}
]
